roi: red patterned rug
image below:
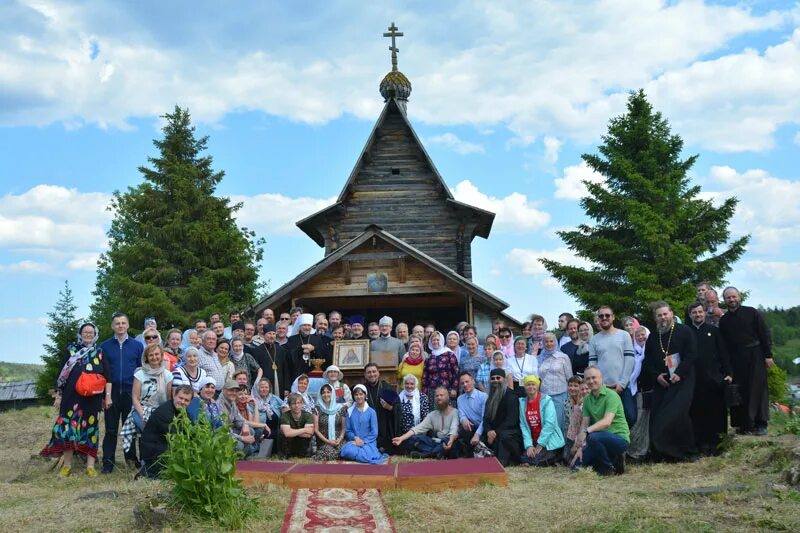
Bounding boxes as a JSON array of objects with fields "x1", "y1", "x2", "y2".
[{"x1": 282, "y1": 487, "x2": 396, "y2": 532}]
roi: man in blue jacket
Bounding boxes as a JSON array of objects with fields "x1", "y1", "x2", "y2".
[{"x1": 100, "y1": 312, "x2": 143, "y2": 473}]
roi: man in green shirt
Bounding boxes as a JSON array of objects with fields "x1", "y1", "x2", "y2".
[{"x1": 571, "y1": 367, "x2": 630, "y2": 475}]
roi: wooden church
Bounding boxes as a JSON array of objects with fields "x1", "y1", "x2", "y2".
[{"x1": 254, "y1": 24, "x2": 519, "y2": 333}]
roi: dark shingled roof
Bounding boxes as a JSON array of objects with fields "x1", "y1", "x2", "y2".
[{"x1": 0, "y1": 380, "x2": 38, "y2": 401}]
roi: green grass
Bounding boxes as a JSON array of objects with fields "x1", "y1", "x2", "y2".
[
  {"x1": 1, "y1": 405, "x2": 799, "y2": 532},
  {"x1": 0, "y1": 361, "x2": 43, "y2": 382}
]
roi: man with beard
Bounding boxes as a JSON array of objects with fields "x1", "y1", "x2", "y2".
[
  {"x1": 719, "y1": 287, "x2": 773, "y2": 436},
  {"x1": 588, "y1": 306, "x2": 635, "y2": 426},
  {"x1": 643, "y1": 301, "x2": 698, "y2": 461},
  {"x1": 363, "y1": 363, "x2": 397, "y2": 452},
  {"x1": 392, "y1": 386, "x2": 460, "y2": 458},
  {"x1": 704, "y1": 289, "x2": 725, "y2": 327},
  {"x1": 560, "y1": 319, "x2": 581, "y2": 360},
  {"x1": 395, "y1": 322, "x2": 410, "y2": 350},
  {"x1": 687, "y1": 301, "x2": 733, "y2": 455},
  {"x1": 349, "y1": 315, "x2": 366, "y2": 340},
  {"x1": 481, "y1": 368, "x2": 522, "y2": 466},
  {"x1": 557, "y1": 312, "x2": 575, "y2": 347},
  {"x1": 261, "y1": 307, "x2": 275, "y2": 325},
  {"x1": 285, "y1": 314, "x2": 327, "y2": 385},
  {"x1": 367, "y1": 322, "x2": 380, "y2": 340},
  {"x1": 315, "y1": 315, "x2": 329, "y2": 338},
  {"x1": 249, "y1": 323, "x2": 291, "y2": 399},
  {"x1": 328, "y1": 310, "x2": 342, "y2": 332},
  {"x1": 371, "y1": 316, "x2": 405, "y2": 367}
]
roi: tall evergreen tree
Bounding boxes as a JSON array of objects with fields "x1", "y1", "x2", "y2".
[
  {"x1": 91, "y1": 106, "x2": 263, "y2": 337},
  {"x1": 541, "y1": 90, "x2": 748, "y2": 319},
  {"x1": 36, "y1": 281, "x2": 80, "y2": 397}
]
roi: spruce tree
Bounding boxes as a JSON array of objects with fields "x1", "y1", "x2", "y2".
[
  {"x1": 91, "y1": 106, "x2": 263, "y2": 337},
  {"x1": 36, "y1": 281, "x2": 80, "y2": 397},
  {"x1": 541, "y1": 90, "x2": 748, "y2": 319}
]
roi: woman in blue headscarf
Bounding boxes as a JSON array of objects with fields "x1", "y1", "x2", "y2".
[{"x1": 313, "y1": 383, "x2": 347, "y2": 461}]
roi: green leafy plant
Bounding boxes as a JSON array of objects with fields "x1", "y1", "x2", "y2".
[
  {"x1": 771, "y1": 410, "x2": 800, "y2": 437},
  {"x1": 768, "y1": 365, "x2": 790, "y2": 404},
  {"x1": 162, "y1": 411, "x2": 258, "y2": 528}
]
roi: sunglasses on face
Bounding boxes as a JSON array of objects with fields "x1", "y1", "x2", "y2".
[
  {"x1": 145, "y1": 335, "x2": 158, "y2": 340},
  {"x1": 499, "y1": 334, "x2": 510, "y2": 339},
  {"x1": 597, "y1": 314, "x2": 612, "y2": 319}
]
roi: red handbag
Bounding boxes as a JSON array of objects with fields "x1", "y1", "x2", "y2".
[{"x1": 75, "y1": 372, "x2": 107, "y2": 397}]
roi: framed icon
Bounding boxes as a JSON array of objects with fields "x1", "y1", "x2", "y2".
[{"x1": 333, "y1": 339, "x2": 370, "y2": 370}]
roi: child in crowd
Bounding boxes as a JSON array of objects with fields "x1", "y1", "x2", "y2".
[{"x1": 563, "y1": 375, "x2": 585, "y2": 464}]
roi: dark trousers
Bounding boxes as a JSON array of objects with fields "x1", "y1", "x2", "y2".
[
  {"x1": 577, "y1": 431, "x2": 629, "y2": 473},
  {"x1": 622, "y1": 387, "x2": 638, "y2": 428},
  {"x1": 457, "y1": 425, "x2": 479, "y2": 457},
  {"x1": 102, "y1": 387, "x2": 134, "y2": 469},
  {"x1": 408, "y1": 434, "x2": 460, "y2": 458}
]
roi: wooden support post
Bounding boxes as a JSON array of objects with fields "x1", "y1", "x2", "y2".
[
  {"x1": 398, "y1": 256, "x2": 406, "y2": 283},
  {"x1": 343, "y1": 261, "x2": 351, "y2": 285},
  {"x1": 467, "y1": 295, "x2": 474, "y2": 325}
]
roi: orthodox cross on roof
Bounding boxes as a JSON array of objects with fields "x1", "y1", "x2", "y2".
[{"x1": 383, "y1": 22, "x2": 403, "y2": 72}]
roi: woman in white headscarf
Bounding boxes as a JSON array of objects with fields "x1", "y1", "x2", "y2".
[
  {"x1": 421, "y1": 331, "x2": 460, "y2": 405},
  {"x1": 313, "y1": 383, "x2": 347, "y2": 461},
  {"x1": 340, "y1": 384, "x2": 389, "y2": 464},
  {"x1": 324, "y1": 365, "x2": 352, "y2": 407},
  {"x1": 393, "y1": 374, "x2": 431, "y2": 444}
]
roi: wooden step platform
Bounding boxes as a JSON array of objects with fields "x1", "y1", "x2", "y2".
[{"x1": 236, "y1": 457, "x2": 508, "y2": 492}]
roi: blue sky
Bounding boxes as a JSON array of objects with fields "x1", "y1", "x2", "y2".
[{"x1": 1, "y1": 0, "x2": 799, "y2": 364}]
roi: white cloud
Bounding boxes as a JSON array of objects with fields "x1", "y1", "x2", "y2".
[
  {"x1": 706, "y1": 165, "x2": 800, "y2": 253},
  {"x1": 0, "y1": 185, "x2": 112, "y2": 250},
  {"x1": 0, "y1": 317, "x2": 48, "y2": 327},
  {"x1": 0, "y1": 2, "x2": 795, "y2": 152},
  {"x1": 232, "y1": 193, "x2": 337, "y2": 237},
  {"x1": 744, "y1": 260, "x2": 800, "y2": 281},
  {"x1": 0, "y1": 260, "x2": 54, "y2": 274},
  {"x1": 426, "y1": 133, "x2": 485, "y2": 155},
  {"x1": 553, "y1": 162, "x2": 606, "y2": 200},
  {"x1": 451, "y1": 180, "x2": 550, "y2": 232},
  {"x1": 66, "y1": 252, "x2": 101, "y2": 271},
  {"x1": 505, "y1": 247, "x2": 592, "y2": 276},
  {"x1": 542, "y1": 136, "x2": 562, "y2": 164}
]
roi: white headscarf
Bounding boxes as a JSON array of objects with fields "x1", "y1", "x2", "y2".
[
  {"x1": 428, "y1": 332, "x2": 447, "y2": 356},
  {"x1": 289, "y1": 313, "x2": 314, "y2": 337},
  {"x1": 400, "y1": 374, "x2": 421, "y2": 425},
  {"x1": 348, "y1": 384, "x2": 368, "y2": 416}
]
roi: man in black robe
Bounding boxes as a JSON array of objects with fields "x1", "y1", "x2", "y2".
[
  {"x1": 363, "y1": 363, "x2": 397, "y2": 453},
  {"x1": 719, "y1": 287, "x2": 773, "y2": 436},
  {"x1": 482, "y1": 368, "x2": 522, "y2": 466},
  {"x1": 688, "y1": 301, "x2": 733, "y2": 454},
  {"x1": 247, "y1": 323, "x2": 291, "y2": 400},
  {"x1": 284, "y1": 314, "x2": 327, "y2": 386},
  {"x1": 643, "y1": 301, "x2": 697, "y2": 461},
  {"x1": 138, "y1": 385, "x2": 194, "y2": 478}
]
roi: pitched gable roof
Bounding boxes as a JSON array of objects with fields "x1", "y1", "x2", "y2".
[
  {"x1": 254, "y1": 224, "x2": 508, "y2": 312},
  {"x1": 296, "y1": 98, "x2": 494, "y2": 247}
]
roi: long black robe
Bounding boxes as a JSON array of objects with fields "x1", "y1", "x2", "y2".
[
  {"x1": 246, "y1": 341, "x2": 291, "y2": 399},
  {"x1": 364, "y1": 379, "x2": 397, "y2": 453},
  {"x1": 284, "y1": 333, "x2": 327, "y2": 385},
  {"x1": 690, "y1": 322, "x2": 733, "y2": 453},
  {"x1": 718, "y1": 306, "x2": 772, "y2": 431},
  {"x1": 482, "y1": 388, "x2": 522, "y2": 466},
  {"x1": 643, "y1": 323, "x2": 697, "y2": 460}
]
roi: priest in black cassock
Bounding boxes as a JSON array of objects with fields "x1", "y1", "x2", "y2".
[
  {"x1": 687, "y1": 302, "x2": 733, "y2": 455},
  {"x1": 643, "y1": 301, "x2": 697, "y2": 461},
  {"x1": 247, "y1": 323, "x2": 292, "y2": 400},
  {"x1": 285, "y1": 314, "x2": 328, "y2": 385},
  {"x1": 482, "y1": 368, "x2": 522, "y2": 466},
  {"x1": 363, "y1": 363, "x2": 397, "y2": 453},
  {"x1": 719, "y1": 287, "x2": 773, "y2": 436}
]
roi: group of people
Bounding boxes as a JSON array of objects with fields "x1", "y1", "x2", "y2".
[{"x1": 40, "y1": 282, "x2": 774, "y2": 478}]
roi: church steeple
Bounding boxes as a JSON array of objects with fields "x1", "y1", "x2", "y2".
[{"x1": 379, "y1": 22, "x2": 411, "y2": 113}]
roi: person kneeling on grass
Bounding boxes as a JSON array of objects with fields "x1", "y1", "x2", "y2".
[
  {"x1": 138, "y1": 385, "x2": 194, "y2": 478},
  {"x1": 216, "y1": 379, "x2": 257, "y2": 457},
  {"x1": 340, "y1": 385, "x2": 389, "y2": 464},
  {"x1": 391, "y1": 386, "x2": 460, "y2": 459},
  {"x1": 571, "y1": 367, "x2": 630, "y2": 475},
  {"x1": 280, "y1": 392, "x2": 314, "y2": 458},
  {"x1": 518, "y1": 374, "x2": 564, "y2": 466}
]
